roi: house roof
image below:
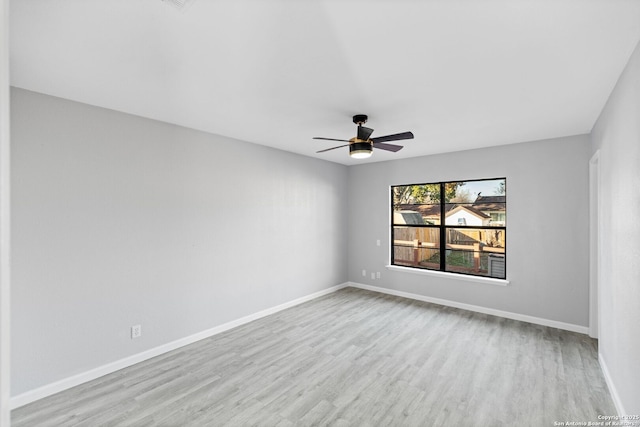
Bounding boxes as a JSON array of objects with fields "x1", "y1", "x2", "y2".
[
  {"x1": 398, "y1": 204, "x2": 442, "y2": 218},
  {"x1": 472, "y1": 195, "x2": 506, "y2": 212}
]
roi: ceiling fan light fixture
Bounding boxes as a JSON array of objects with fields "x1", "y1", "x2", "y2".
[{"x1": 349, "y1": 142, "x2": 373, "y2": 159}]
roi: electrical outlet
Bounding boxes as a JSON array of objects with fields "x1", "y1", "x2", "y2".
[
  {"x1": 376, "y1": 239, "x2": 381, "y2": 246},
  {"x1": 371, "y1": 272, "x2": 375, "y2": 280},
  {"x1": 376, "y1": 272, "x2": 381, "y2": 279},
  {"x1": 131, "y1": 324, "x2": 142, "y2": 339},
  {"x1": 362, "y1": 269, "x2": 366, "y2": 277}
]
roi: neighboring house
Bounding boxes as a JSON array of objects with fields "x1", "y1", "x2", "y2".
[
  {"x1": 397, "y1": 200, "x2": 499, "y2": 226},
  {"x1": 472, "y1": 195, "x2": 506, "y2": 225},
  {"x1": 393, "y1": 210, "x2": 425, "y2": 225},
  {"x1": 444, "y1": 205, "x2": 490, "y2": 226}
]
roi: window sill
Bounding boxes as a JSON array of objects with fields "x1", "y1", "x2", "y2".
[{"x1": 385, "y1": 265, "x2": 509, "y2": 286}]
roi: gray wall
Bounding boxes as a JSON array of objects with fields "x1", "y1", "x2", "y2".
[
  {"x1": 348, "y1": 135, "x2": 591, "y2": 327},
  {"x1": 591, "y1": 39, "x2": 640, "y2": 414},
  {"x1": 10, "y1": 88, "x2": 349, "y2": 395},
  {"x1": 0, "y1": 0, "x2": 11, "y2": 422}
]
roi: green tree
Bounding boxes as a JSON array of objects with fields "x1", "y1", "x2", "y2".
[
  {"x1": 449, "y1": 187, "x2": 473, "y2": 203},
  {"x1": 393, "y1": 182, "x2": 463, "y2": 208}
]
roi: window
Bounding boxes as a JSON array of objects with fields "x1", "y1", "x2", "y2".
[{"x1": 391, "y1": 178, "x2": 506, "y2": 279}]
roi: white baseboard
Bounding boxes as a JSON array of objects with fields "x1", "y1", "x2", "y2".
[
  {"x1": 10, "y1": 282, "x2": 349, "y2": 409},
  {"x1": 599, "y1": 352, "x2": 626, "y2": 416},
  {"x1": 347, "y1": 282, "x2": 590, "y2": 335}
]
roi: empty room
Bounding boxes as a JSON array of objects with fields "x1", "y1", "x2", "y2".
[{"x1": 1, "y1": 0, "x2": 640, "y2": 426}]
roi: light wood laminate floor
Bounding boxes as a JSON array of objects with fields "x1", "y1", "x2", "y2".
[{"x1": 13, "y1": 287, "x2": 616, "y2": 426}]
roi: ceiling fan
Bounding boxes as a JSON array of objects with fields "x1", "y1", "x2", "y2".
[{"x1": 314, "y1": 114, "x2": 414, "y2": 159}]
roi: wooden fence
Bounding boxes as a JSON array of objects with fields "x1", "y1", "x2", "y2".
[{"x1": 393, "y1": 227, "x2": 504, "y2": 273}]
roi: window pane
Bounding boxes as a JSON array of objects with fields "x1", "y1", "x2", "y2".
[
  {"x1": 393, "y1": 206, "x2": 440, "y2": 225},
  {"x1": 444, "y1": 182, "x2": 465, "y2": 203},
  {"x1": 444, "y1": 251, "x2": 506, "y2": 278},
  {"x1": 445, "y1": 228, "x2": 505, "y2": 277},
  {"x1": 392, "y1": 226, "x2": 440, "y2": 269},
  {"x1": 444, "y1": 203, "x2": 490, "y2": 226},
  {"x1": 443, "y1": 179, "x2": 506, "y2": 227},
  {"x1": 392, "y1": 185, "x2": 442, "y2": 225}
]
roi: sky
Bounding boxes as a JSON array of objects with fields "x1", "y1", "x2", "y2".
[{"x1": 454, "y1": 178, "x2": 505, "y2": 199}]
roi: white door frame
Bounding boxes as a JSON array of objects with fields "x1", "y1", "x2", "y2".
[{"x1": 589, "y1": 150, "x2": 601, "y2": 339}]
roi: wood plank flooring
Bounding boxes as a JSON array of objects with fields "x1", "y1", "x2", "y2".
[{"x1": 12, "y1": 287, "x2": 616, "y2": 426}]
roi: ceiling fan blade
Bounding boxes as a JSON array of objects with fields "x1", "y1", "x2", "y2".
[
  {"x1": 371, "y1": 131, "x2": 414, "y2": 143},
  {"x1": 316, "y1": 144, "x2": 350, "y2": 153},
  {"x1": 313, "y1": 137, "x2": 351, "y2": 143},
  {"x1": 373, "y1": 142, "x2": 404, "y2": 152},
  {"x1": 357, "y1": 126, "x2": 374, "y2": 141}
]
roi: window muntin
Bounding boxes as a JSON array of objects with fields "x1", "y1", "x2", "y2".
[{"x1": 391, "y1": 178, "x2": 506, "y2": 279}]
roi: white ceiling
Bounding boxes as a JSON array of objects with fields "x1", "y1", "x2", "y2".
[{"x1": 10, "y1": 0, "x2": 640, "y2": 165}]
